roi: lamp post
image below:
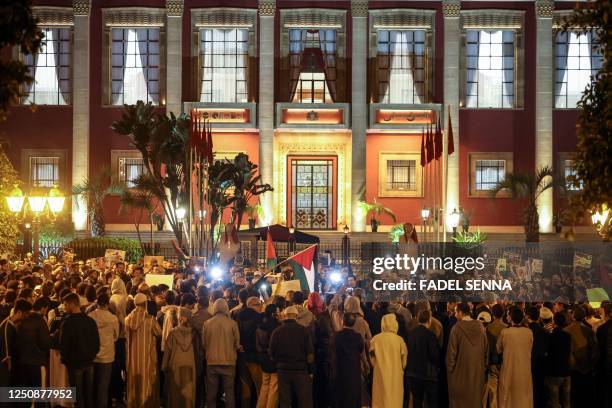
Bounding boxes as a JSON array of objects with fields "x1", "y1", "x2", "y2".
[
  {"x1": 447, "y1": 208, "x2": 460, "y2": 239},
  {"x1": 342, "y1": 224, "x2": 350, "y2": 265},
  {"x1": 5, "y1": 185, "x2": 65, "y2": 263},
  {"x1": 175, "y1": 207, "x2": 186, "y2": 246},
  {"x1": 288, "y1": 225, "x2": 296, "y2": 253},
  {"x1": 421, "y1": 208, "x2": 430, "y2": 242}
]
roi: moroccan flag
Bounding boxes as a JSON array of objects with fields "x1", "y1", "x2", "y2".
[
  {"x1": 435, "y1": 115, "x2": 443, "y2": 160},
  {"x1": 420, "y1": 128, "x2": 426, "y2": 167},
  {"x1": 447, "y1": 107, "x2": 455, "y2": 156},
  {"x1": 265, "y1": 229, "x2": 277, "y2": 270},
  {"x1": 426, "y1": 124, "x2": 434, "y2": 164},
  {"x1": 285, "y1": 244, "x2": 317, "y2": 292}
]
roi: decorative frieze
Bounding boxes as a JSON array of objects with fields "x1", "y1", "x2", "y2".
[
  {"x1": 351, "y1": 0, "x2": 368, "y2": 18},
  {"x1": 281, "y1": 8, "x2": 346, "y2": 29},
  {"x1": 103, "y1": 8, "x2": 166, "y2": 27},
  {"x1": 461, "y1": 9, "x2": 525, "y2": 30},
  {"x1": 33, "y1": 7, "x2": 74, "y2": 26},
  {"x1": 192, "y1": 8, "x2": 257, "y2": 28},
  {"x1": 166, "y1": 0, "x2": 184, "y2": 17},
  {"x1": 442, "y1": 0, "x2": 460, "y2": 18},
  {"x1": 370, "y1": 9, "x2": 435, "y2": 30},
  {"x1": 258, "y1": 0, "x2": 276, "y2": 17},
  {"x1": 72, "y1": 0, "x2": 90, "y2": 16}
]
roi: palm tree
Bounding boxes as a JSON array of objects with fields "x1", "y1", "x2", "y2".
[
  {"x1": 73, "y1": 167, "x2": 124, "y2": 237},
  {"x1": 491, "y1": 166, "x2": 555, "y2": 242}
]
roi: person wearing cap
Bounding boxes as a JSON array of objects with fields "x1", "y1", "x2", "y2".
[
  {"x1": 125, "y1": 292, "x2": 162, "y2": 408},
  {"x1": 162, "y1": 307, "x2": 199, "y2": 408},
  {"x1": 497, "y1": 308, "x2": 534, "y2": 408},
  {"x1": 203, "y1": 298, "x2": 241, "y2": 408},
  {"x1": 58, "y1": 292, "x2": 100, "y2": 408},
  {"x1": 269, "y1": 305, "x2": 315, "y2": 408}
]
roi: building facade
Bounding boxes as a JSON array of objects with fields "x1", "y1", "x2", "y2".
[{"x1": 1, "y1": 0, "x2": 595, "y2": 233}]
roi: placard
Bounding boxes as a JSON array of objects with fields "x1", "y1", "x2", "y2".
[
  {"x1": 271, "y1": 279, "x2": 301, "y2": 296},
  {"x1": 144, "y1": 256, "x2": 164, "y2": 267},
  {"x1": 145, "y1": 273, "x2": 174, "y2": 289},
  {"x1": 105, "y1": 249, "x2": 126, "y2": 267}
]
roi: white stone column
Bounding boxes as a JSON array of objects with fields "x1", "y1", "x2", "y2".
[
  {"x1": 351, "y1": 0, "x2": 368, "y2": 232},
  {"x1": 443, "y1": 0, "x2": 461, "y2": 226},
  {"x1": 536, "y1": 0, "x2": 554, "y2": 233},
  {"x1": 72, "y1": 0, "x2": 90, "y2": 231},
  {"x1": 258, "y1": 0, "x2": 275, "y2": 225},
  {"x1": 165, "y1": 1, "x2": 183, "y2": 116}
]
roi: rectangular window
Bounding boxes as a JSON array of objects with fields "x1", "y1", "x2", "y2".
[
  {"x1": 377, "y1": 30, "x2": 426, "y2": 104},
  {"x1": 30, "y1": 157, "x2": 60, "y2": 187},
  {"x1": 118, "y1": 157, "x2": 145, "y2": 188},
  {"x1": 378, "y1": 153, "x2": 422, "y2": 197},
  {"x1": 562, "y1": 159, "x2": 583, "y2": 191},
  {"x1": 386, "y1": 160, "x2": 416, "y2": 191},
  {"x1": 22, "y1": 27, "x2": 71, "y2": 105},
  {"x1": 475, "y1": 159, "x2": 506, "y2": 191},
  {"x1": 289, "y1": 29, "x2": 337, "y2": 103},
  {"x1": 111, "y1": 28, "x2": 160, "y2": 105},
  {"x1": 555, "y1": 32, "x2": 603, "y2": 108},
  {"x1": 465, "y1": 30, "x2": 515, "y2": 108},
  {"x1": 200, "y1": 28, "x2": 248, "y2": 103}
]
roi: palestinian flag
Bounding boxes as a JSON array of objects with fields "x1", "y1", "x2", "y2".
[
  {"x1": 265, "y1": 229, "x2": 277, "y2": 270},
  {"x1": 286, "y1": 244, "x2": 317, "y2": 292}
]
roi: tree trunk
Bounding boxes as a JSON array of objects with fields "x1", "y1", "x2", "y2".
[
  {"x1": 523, "y1": 203, "x2": 539, "y2": 242},
  {"x1": 91, "y1": 205, "x2": 106, "y2": 237}
]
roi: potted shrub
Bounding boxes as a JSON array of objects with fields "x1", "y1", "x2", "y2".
[
  {"x1": 358, "y1": 199, "x2": 396, "y2": 232},
  {"x1": 245, "y1": 202, "x2": 264, "y2": 229}
]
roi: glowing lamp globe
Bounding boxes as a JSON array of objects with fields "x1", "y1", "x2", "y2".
[
  {"x1": 47, "y1": 186, "x2": 65, "y2": 215},
  {"x1": 5, "y1": 185, "x2": 25, "y2": 213},
  {"x1": 447, "y1": 208, "x2": 460, "y2": 230}
]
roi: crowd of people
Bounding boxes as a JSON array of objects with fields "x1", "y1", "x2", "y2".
[{"x1": 0, "y1": 254, "x2": 610, "y2": 408}]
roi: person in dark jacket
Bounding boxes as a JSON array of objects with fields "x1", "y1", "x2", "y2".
[
  {"x1": 545, "y1": 312, "x2": 572, "y2": 408},
  {"x1": 596, "y1": 302, "x2": 612, "y2": 408},
  {"x1": 59, "y1": 292, "x2": 100, "y2": 408},
  {"x1": 14, "y1": 297, "x2": 51, "y2": 389},
  {"x1": 269, "y1": 306, "x2": 314, "y2": 408},
  {"x1": 406, "y1": 309, "x2": 440, "y2": 408},
  {"x1": 526, "y1": 306, "x2": 550, "y2": 408},
  {"x1": 235, "y1": 296, "x2": 262, "y2": 407},
  {"x1": 256, "y1": 304, "x2": 280, "y2": 408},
  {"x1": 330, "y1": 312, "x2": 363, "y2": 408},
  {"x1": 0, "y1": 299, "x2": 29, "y2": 387},
  {"x1": 311, "y1": 292, "x2": 334, "y2": 408}
]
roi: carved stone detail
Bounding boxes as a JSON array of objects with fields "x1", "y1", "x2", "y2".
[
  {"x1": 442, "y1": 0, "x2": 461, "y2": 18},
  {"x1": 72, "y1": 0, "x2": 90, "y2": 16},
  {"x1": 536, "y1": 0, "x2": 554, "y2": 18},
  {"x1": 258, "y1": 0, "x2": 276, "y2": 17},
  {"x1": 34, "y1": 7, "x2": 74, "y2": 25},
  {"x1": 351, "y1": 0, "x2": 368, "y2": 18},
  {"x1": 166, "y1": 1, "x2": 184, "y2": 17}
]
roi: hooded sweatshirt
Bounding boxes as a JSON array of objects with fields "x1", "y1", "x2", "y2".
[
  {"x1": 109, "y1": 278, "x2": 128, "y2": 338},
  {"x1": 202, "y1": 299, "x2": 240, "y2": 365},
  {"x1": 88, "y1": 307, "x2": 120, "y2": 363}
]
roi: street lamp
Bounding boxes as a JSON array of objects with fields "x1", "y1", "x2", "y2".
[
  {"x1": 447, "y1": 208, "x2": 460, "y2": 239},
  {"x1": 591, "y1": 204, "x2": 610, "y2": 241},
  {"x1": 5, "y1": 185, "x2": 65, "y2": 262},
  {"x1": 288, "y1": 224, "x2": 296, "y2": 252},
  {"x1": 342, "y1": 225, "x2": 350, "y2": 265},
  {"x1": 421, "y1": 208, "x2": 430, "y2": 242}
]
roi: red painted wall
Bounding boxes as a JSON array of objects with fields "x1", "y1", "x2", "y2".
[
  {"x1": 458, "y1": 2, "x2": 536, "y2": 226},
  {"x1": 366, "y1": 133, "x2": 424, "y2": 225}
]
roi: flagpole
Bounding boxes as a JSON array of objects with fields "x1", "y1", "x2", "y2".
[{"x1": 443, "y1": 105, "x2": 450, "y2": 241}]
